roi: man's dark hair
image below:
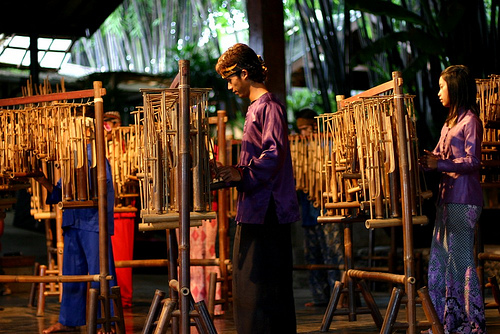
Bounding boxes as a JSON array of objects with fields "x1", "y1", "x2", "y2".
[
  {"x1": 296, "y1": 108, "x2": 318, "y2": 120},
  {"x1": 215, "y1": 43, "x2": 268, "y2": 83}
]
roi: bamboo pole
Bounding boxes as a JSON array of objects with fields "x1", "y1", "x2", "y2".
[
  {"x1": 365, "y1": 215, "x2": 428, "y2": 229},
  {"x1": 217, "y1": 109, "x2": 230, "y2": 310},
  {"x1": 393, "y1": 71, "x2": 417, "y2": 334},
  {"x1": 0, "y1": 274, "x2": 111, "y2": 283},
  {"x1": 93, "y1": 81, "x2": 112, "y2": 334},
  {"x1": 178, "y1": 59, "x2": 191, "y2": 334},
  {"x1": 347, "y1": 269, "x2": 414, "y2": 285}
]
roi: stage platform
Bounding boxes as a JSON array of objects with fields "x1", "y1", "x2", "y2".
[{"x1": 2, "y1": 212, "x2": 500, "y2": 333}]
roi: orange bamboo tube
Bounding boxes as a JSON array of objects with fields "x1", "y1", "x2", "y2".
[
  {"x1": 478, "y1": 253, "x2": 500, "y2": 261},
  {"x1": 324, "y1": 201, "x2": 360, "y2": 209},
  {"x1": 141, "y1": 211, "x2": 216, "y2": 223},
  {"x1": 347, "y1": 269, "x2": 414, "y2": 285},
  {"x1": 33, "y1": 212, "x2": 57, "y2": 220},
  {"x1": 113, "y1": 206, "x2": 138, "y2": 213},
  {"x1": 114, "y1": 258, "x2": 229, "y2": 268},
  {"x1": 365, "y1": 215, "x2": 428, "y2": 229},
  {"x1": 58, "y1": 200, "x2": 98, "y2": 210},
  {"x1": 0, "y1": 274, "x2": 112, "y2": 283},
  {"x1": 76, "y1": 166, "x2": 89, "y2": 201},
  {"x1": 316, "y1": 215, "x2": 367, "y2": 224},
  {"x1": 138, "y1": 220, "x2": 203, "y2": 231}
]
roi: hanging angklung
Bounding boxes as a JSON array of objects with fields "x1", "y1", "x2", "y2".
[
  {"x1": 315, "y1": 92, "x2": 428, "y2": 226},
  {"x1": 135, "y1": 87, "x2": 214, "y2": 225},
  {"x1": 56, "y1": 103, "x2": 97, "y2": 203},
  {"x1": 476, "y1": 74, "x2": 500, "y2": 188},
  {"x1": 290, "y1": 126, "x2": 322, "y2": 208},
  {"x1": 105, "y1": 124, "x2": 140, "y2": 210}
]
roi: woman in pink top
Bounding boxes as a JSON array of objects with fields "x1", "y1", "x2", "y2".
[{"x1": 420, "y1": 65, "x2": 485, "y2": 333}]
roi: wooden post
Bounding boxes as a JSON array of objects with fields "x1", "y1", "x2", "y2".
[{"x1": 246, "y1": 0, "x2": 286, "y2": 103}]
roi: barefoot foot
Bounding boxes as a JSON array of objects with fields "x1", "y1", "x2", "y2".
[
  {"x1": 97, "y1": 325, "x2": 116, "y2": 334},
  {"x1": 42, "y1": 322, "x2": 77, "y2": 333}
]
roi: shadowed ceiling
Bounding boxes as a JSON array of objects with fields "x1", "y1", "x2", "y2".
[{"x1": 0, "y1": 0, "x2": 123, "y2": 39}]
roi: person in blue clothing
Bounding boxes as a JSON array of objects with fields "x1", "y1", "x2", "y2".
[
  {"x1": 33, "y1": 123, "x2": 117, "y2": 334},
  {"x1": 296, "y1": 108, "x2": 343, "y2": 307}
]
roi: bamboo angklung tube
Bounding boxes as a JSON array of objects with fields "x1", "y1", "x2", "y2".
[
  {"x1": 289, "y1": 131, "x2": 323, "y2": 207},
  {"x1": 365, "y1": 215, "x2": 429, "y2": 229},
  {"x1": 0, "y1": 274, "x2": 112, "y2": 283},
  {"x1": 57, "y1": 107, "x2": 96, "y2": 204},
  {"x1": 136, "y1": 87, "x2": 214, "y2": 225},
  {"x1": 105, "y1": 126, "x2": 140, "y2": 211},
  {"x1": 347, "y1": 269, "x2": 414, "y2": 285},
  {"x1": 0, "y1": 89, "x2": 101, "y2": 219},
  {"x1": 313, "y1": 87, "x2": 428, "y2": 223}
]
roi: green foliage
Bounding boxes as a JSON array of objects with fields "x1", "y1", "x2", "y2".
[
  {"x1": 349, "y1": 0, "x2": 426, "y2": 25},
  {"x1": 286, "y1": 88, "x2": 337, "y2": 117},
  {"x1": 65, "y1": 0, "x2": 499, "y2": 142},
  {"x1": 69, "y1": 0, "x2": 247, "y2": 75},
  {"x1": 289, "y1": 0, "x2": 499, "y2": 148}
]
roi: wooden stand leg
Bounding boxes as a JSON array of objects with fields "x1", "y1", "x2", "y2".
[
  {"x1": 208, "y1": 272, "x2": 217, "y2": 319},
  {"x1": 87, "y1": 288, "x2": 98, "y2": 334},
  {"x1": 194, "y1": 300, "x2": 217, "y2": 334},
  {"x1": 485, "y1": 276, "x2": 500, "y2": 315},
  {"x1": 86, "y1": 286, "x2": 126, "y2": 334},
  {"x1": 380, "y1": 287, "x2": 403, "y2": 334},
  {"x1": 319, "y1": 221, "x2": 382, "y2": 332},
  {"x1": 153, "y1": 298, "x2": 177, "y2": 334},
  {"x1": 36, "y1": 265, "x2": 47, "y2": 316},
  {"x1": 142, "y1": 230, "x2": 218, "y2": 334},
  {"x1": 111, "y1": 286, "x2": 126, "y2": 334},
  {"x1": 142, "y1": 289, "x2": 167, "y2": 333},
  {"x1": 28, "y1": 262, "x2": 40, "y2": 307},
  {"x1": 418, "y1": 286, "x2": 444, "y2": 334},
  {"x1": 358, "y1": 280, "x2": 383, "y2": 328},
  {"x1": 170, "y1": 279, "x2": 217, "y2": 334},
  {"x1": 320, "y1": 280, "x2": 343, "y2": 332}
]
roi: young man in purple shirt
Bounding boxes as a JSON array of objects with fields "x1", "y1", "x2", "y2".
[{"x1": 215, "y1": 43, "x2": 300, "y2": 334}]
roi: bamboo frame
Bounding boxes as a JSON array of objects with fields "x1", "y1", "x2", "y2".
[
  {"x1": 313, "y1": 72, "x2": 441, "y2": 334},
  {"x1": 135, "y1": 61, "x2": 216, "y2": 333},
  {"x1": 0, "y1": 82, "x2": 119, "y2": 334},
  {"x1": 475, "y1": 74, "x2": 500, "y2": 309}
]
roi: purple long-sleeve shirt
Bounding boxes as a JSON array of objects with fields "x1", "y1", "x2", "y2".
[
  {"x1": 234, "y1": 92, "x2": 300, "y2": 224},
  {"x1": 433, "y1": 108, "x2": 483, "y2": 207}
]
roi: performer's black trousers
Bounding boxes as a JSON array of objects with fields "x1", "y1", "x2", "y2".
[{"x1": 232, "y1": 203, "x2": 296, "y2": 334}]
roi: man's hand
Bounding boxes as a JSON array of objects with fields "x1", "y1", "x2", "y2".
[
  {"x1": 217, "y1": 166, "x2": 242, "y2": 183},
  {"x1": 209, "y1": 159, "x2": 223, "y2": 179}
]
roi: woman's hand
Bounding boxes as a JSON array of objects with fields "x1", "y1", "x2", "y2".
[{"x1": 419, "y1": 149, "x2": 439, "y2": 170}]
